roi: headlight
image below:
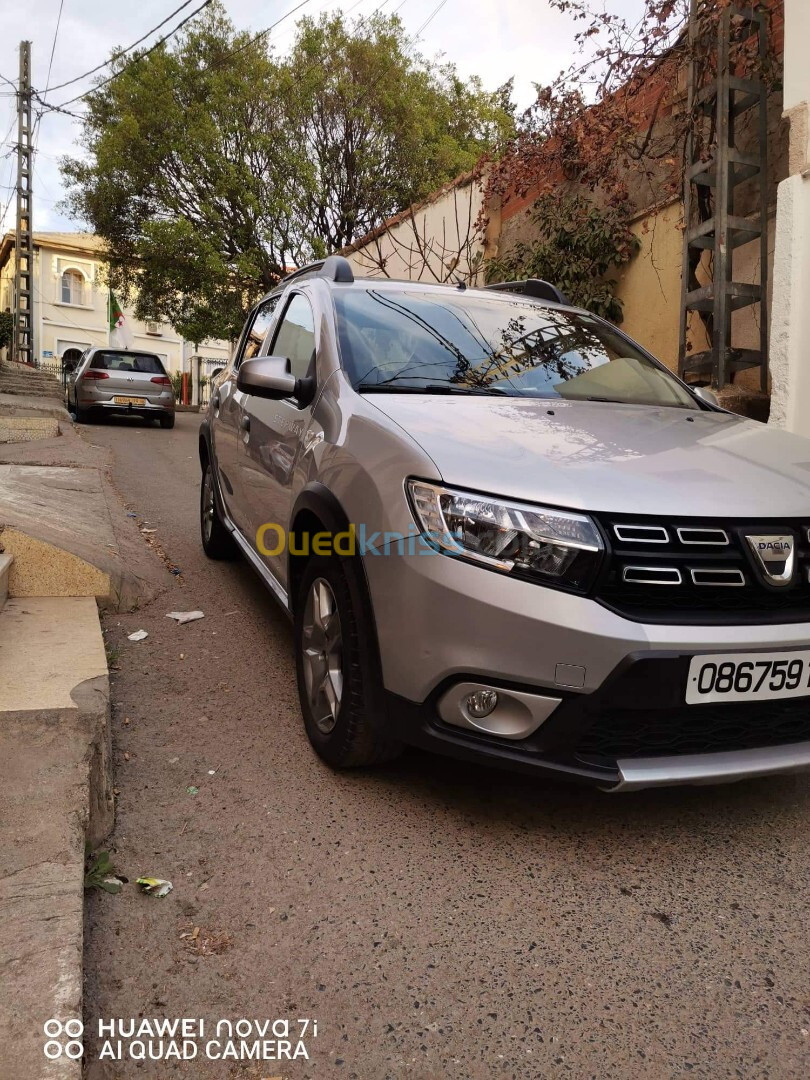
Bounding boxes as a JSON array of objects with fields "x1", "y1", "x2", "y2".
[{"x1": 407, "y1": 480, "x2": 603, "y2": 592}]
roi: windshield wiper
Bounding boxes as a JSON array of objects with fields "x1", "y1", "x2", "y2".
[
  {"x1": 357, "y1": 382, "x2": 506, "y2": 396},
  {"x1": 584, "y1": 396, "x2": 634, "y2": 404}
]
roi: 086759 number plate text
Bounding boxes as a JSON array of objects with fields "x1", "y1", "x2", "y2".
[{"x1": 686, "y1": 650, "x2": 810, "y2": 704}]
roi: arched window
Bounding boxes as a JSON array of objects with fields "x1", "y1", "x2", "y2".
[{"x1": 61, "y1": 269, "x2": 85, "y2": 305}]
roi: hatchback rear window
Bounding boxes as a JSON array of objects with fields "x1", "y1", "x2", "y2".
[{"x1": 90, "y1": 351, "x2": 166, "y2": 374}]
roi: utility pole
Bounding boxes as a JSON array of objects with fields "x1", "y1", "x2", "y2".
[
  {"x1": 678, "y1": 4, "x2": 768, "y2": 392},
  {"x1": 13, "y1": 41, "x2": 33, "y2": 365}
]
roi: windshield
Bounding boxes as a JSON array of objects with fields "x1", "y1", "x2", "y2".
[{"x1": 334, "y1": 289, "x2": 698, "y2": 409}]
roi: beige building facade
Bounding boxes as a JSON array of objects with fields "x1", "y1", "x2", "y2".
[{"x1": 0, "y1": 231, "x2": 230, "y2": 373}]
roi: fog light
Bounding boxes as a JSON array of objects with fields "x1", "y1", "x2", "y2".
[{"x1": 466, "y1": 689, "x2": 499, "y2": 719}]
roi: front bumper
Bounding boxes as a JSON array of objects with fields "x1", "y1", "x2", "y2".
[
  {"x1": 366, "y1": 551, "x2": 810, "y2": 789},
  {"x1": 384, "y1": 666, "x2": 810, "y2": 791},
  {"x1": 612, "y1": 741, "x2": 810, "y2": 790}
]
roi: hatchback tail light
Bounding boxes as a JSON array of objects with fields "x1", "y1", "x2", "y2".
[
  {"x1": 82, "y1": 370, "x2": 109, "y2": 380},
  {"x1": 151, "y1": 376, "x2": 172, "y2": 386}
]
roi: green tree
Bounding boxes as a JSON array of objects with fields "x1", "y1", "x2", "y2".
[
  {"x1": 280, "y1": 12, "x2": 514, "y2": 252},
  {"x1": 62, "y1": 2, "x2": 513, "y2": 342},
  {"x1": 0, "y1": 310, "x2": 13, "y2": 350},
  {"x1": 63, "y1": 4, "x2": 309, "y2": 342}
]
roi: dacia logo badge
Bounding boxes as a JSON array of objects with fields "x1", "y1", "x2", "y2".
[{"x1": 745, "y1": 533, "x2": 795, "y2": 586}]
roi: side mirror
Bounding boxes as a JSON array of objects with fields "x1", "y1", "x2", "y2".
[
  {"x1": 693, "y1": 386, "x2": 719, "y2": 407},
  {"x1": 237, "y1": 356, "x2": 296, "y2": 400}
]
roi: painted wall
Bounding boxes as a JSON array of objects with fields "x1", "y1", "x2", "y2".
[
  {"x1": 343, "y1": 176, "x2": 491, "y2": 285},
  {"x1": 612, "y1": 202, "x2": 688, "y2": 369},
  {"x1": 768, "y1": 0, "x2": 810, "y2": 432},
  {"x1": 782, "y1": 0, "x2": 810, "y2": 114},
  {"x1": 611, "y1": 199, "x2": 777, "y2": 381}
]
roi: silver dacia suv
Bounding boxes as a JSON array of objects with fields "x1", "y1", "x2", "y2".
[{"x1": 200, "y1": 255, "x2": 810, "y2": 791}]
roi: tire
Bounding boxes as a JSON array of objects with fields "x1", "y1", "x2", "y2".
[
  {"x1": 74, "y1": 396, "x2": 90, "y2": 424},
  {"x1": 159, "y1": 413, "x2": 176, "y2": 429},
  {"x1": 295, "y1": 554, "x2": 402, "y2": 768},
  {"x1": 200, "y1": 458, "x2": 236, "y2": 559}
]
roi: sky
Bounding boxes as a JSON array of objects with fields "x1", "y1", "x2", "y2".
[{"x1": 0, "y1": 0, "x2": 641, "y2": 234}]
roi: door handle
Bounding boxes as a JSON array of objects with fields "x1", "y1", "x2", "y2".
[{"x1": 240, "y1": 414, "x2": 251, "y2": 433}]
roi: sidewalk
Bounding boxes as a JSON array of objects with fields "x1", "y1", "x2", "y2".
[
  {"x1": 0, "y1": 362, "x2": 164, "y2": 609},
  {"x1": 0, "y1": 361, "x2": 168, "y2": 1077}
]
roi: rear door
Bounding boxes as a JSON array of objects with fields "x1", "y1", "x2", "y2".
[{"x1": 212, "y1": 297, "x2": 280, "y2": 532}]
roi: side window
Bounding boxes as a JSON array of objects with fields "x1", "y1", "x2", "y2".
[
  {"x1": 235, "y1": 296, "x2": 279, "y2": 370},
  {"x1": 271, "y1": 293, "x2": 316, "y2": 382}
]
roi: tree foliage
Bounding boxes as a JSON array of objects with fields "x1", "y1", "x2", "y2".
[
  {"x1": 0, "y1": 310, "x2": 13, "y2": 350},
  {"x1": 62, "y1": 2, "x2": 513, "y2": 341},
  {"x1": 481, "y1": 0, "x2": 782, "y2": 326},
  {"x1": 486, "y1": 192, "x2": 640, "y2": 322},
  {"x1": 283, "y1": 13, "x2": 513, "y2": 254},
  {"x1": 486, "y1": 0, "x2": 781, "y2": 213}
]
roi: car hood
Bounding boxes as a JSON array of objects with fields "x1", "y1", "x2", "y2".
[{"x1": 365, "y1": 395, "x2": 810, "y2": 517}]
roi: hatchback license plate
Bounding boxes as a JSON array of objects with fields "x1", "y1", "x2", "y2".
[
  {"x1": 113, "y1": 395, "x2": 146, "y2": 406},
  {"x1": 686, "y1": 650, "x2": 810, "y2": 704}
]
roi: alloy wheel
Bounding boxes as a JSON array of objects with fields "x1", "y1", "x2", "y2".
[
  {"x1": 202, "y1": 467, "x2": 215, "y2": 544},
  {"x1": 302, "y1": 577, "x2": 344, "y2": 734}
]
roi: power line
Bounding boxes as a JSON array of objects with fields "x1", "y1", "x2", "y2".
[
  {"x1": 190, "y1": 0, "x2": 314, "y2": 66},
  {"x1": 31, "y1": 0, "x2": 67, "y2": 159},
  {"x1": 48, "y1": 0, "x2": 215, "y2": 110},
  {"x1": 42, "y1": 0, "x2": 199, "y2": 96},
  {"x1": 37, "y1": 0, "x2": 315, "y2": 121},
  {"x1": 43, "y1": 0, "x2": 66, "y2": 95},
  {"x1": 0, "y1": 112, "x2": 16, "y2": 153},
  {"x1": 0, "y1": 152, "x2": 15, "y2": 230},
  {"x1": 414, "y1": 0, "x2": 449, "y2": 38}
]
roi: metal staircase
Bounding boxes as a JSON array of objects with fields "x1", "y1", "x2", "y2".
[{"x1": 678, "y1": 2, "x2": 769, "y2": 390}]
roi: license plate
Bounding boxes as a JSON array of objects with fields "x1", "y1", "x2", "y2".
[
  {"x1": 686, "y1": 649, "x2": 810, "y2": 704},
  {"x1": 113, "y1": 395, "x2": 146, "y2": 406}
]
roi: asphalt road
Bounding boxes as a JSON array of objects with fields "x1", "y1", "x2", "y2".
[{"x1": 83, "y1": 411, "x2": 810, "y2": 1080}]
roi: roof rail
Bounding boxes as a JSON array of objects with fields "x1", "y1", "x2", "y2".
[
  {"x1": 320, "y1": 254, "x2": 354, "y2": 283},
  {"x1": 484, "y1": 279, "x2": 569, "y2": 305},
  {"x1": 280, "y1": 255, "x2": 355, "y2": 288}
]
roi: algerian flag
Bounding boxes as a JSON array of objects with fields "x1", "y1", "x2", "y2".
[{"x1": 108, "y1": 290, "x2": 134, "y2": 349}]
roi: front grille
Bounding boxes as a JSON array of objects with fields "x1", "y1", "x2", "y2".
[
  {"x1": 592, "y1": 513, "x2": 810, "y2": 623},
  {"x1": 575, "y1": 697, "x2": 810, "y2": 759}
]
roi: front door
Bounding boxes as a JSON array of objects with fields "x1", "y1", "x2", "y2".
[
  {"x1": 213, "y1": 297, "x2": 279, "y2": 532},
  {"x1": 239, "y1": 292, "x2": 318, "y2": 591}
]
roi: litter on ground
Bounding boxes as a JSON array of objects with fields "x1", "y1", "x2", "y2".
[
  {"x1": 136, "y1": 877, "x2": 173, "y2": 898},
  {"x1": 166, "y1": 610, "x2": 205, "y2": 624}
]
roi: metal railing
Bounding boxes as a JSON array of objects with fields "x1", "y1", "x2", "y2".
[{"x1": 33, "y1": 357, "x2": 71, "y2": 391}]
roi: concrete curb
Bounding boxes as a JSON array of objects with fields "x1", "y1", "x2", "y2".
[
  {"x1": 0, "y1": 596, "x2": 112, "y2": 1079},
  {"x1": 0, "y1": 463, "x2": 163, "y2": 612}
]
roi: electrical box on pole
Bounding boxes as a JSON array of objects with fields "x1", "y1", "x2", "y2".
[{"x1": 13, "y1": 40, "x2": 33, "y2": 366}]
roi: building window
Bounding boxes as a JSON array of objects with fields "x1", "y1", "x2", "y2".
[{"x1": 61, "y1": 269, "x2": 85, "y2": 305}]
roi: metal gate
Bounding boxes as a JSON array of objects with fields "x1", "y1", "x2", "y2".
[{"x1": 193, "y1": 355, "x2": 228, "y2": 407}]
